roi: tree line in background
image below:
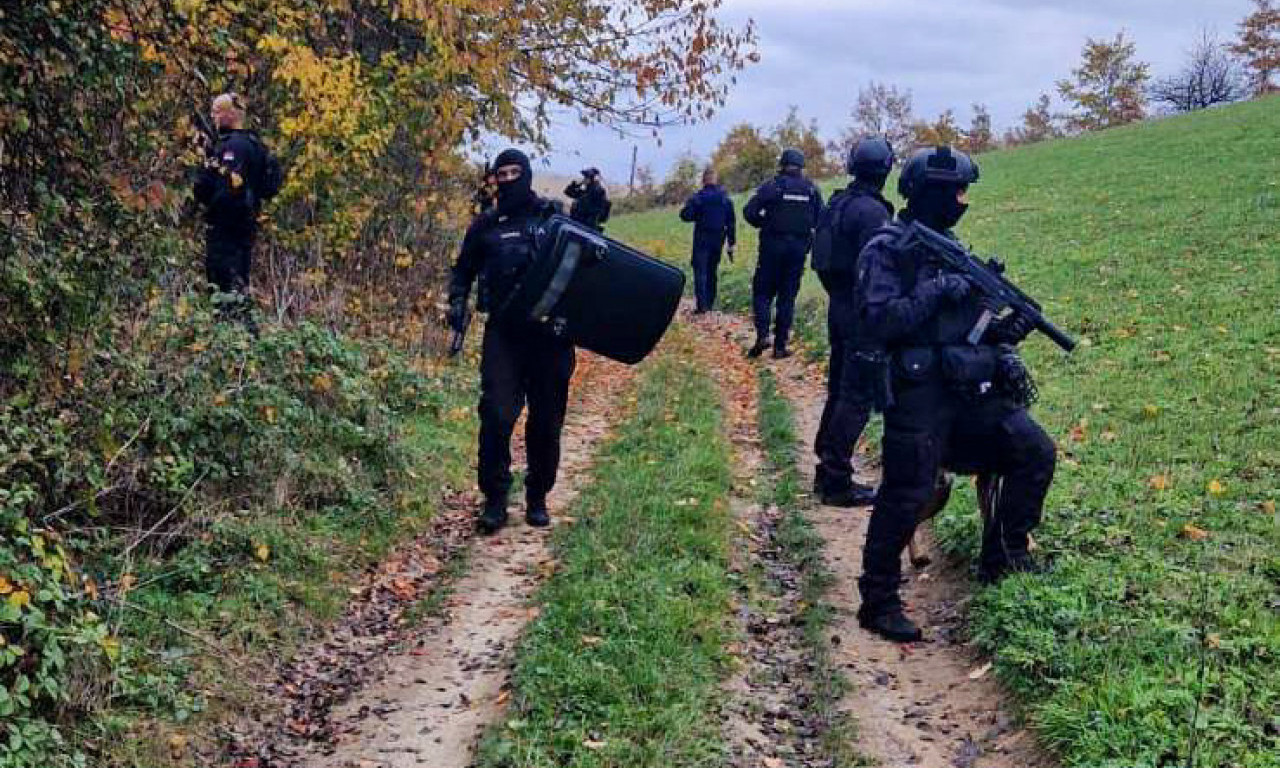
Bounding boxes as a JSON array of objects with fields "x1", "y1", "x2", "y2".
[{"x1": 626, "y1": 0, "x2": 1276, "y2": 207}]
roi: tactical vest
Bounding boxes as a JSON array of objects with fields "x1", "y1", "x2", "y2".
[
  {"x1": 765, "y1": 177, "x2": 816, "y2": 236},
  {"x1": 872, "y1": 223, "x2": 986, "y2": 348},
  {"x1": 811, "y1": 187, "x2": 884, "y2": 278},
  {"x1": 475, "y1": 201, "x2": 556, "y2": 308}
]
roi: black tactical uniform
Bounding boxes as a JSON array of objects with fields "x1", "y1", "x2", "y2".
[
  {"x1": 565, "y1": 169, "x2": 610, "y2": 231},
  {"x1": 812, "y1": 138, "x2": 896, "y2": 507},
  {"x1": 679, "y1": 181, "x2": 737, "y2": 313},
  {"x1": 743, "y1": 148, "x2": 823, "y2": 358},
  {"x1": 855, "y1": 146, "x2": 1056, "y2": 642},
  {"x1": 448, "y1": 149, "x2": 572, "y2": 533},
  {"x1": 193, "y1": 128, "x2": 280, "y2": 294}
]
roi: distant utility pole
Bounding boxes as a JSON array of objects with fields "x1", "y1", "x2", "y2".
[{"x1": 628, "y1": 144, "x2": 638, "y2": 195}]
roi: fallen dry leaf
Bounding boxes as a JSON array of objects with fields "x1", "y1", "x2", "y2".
[
  {"x1": 968, "y1": 662, "x2": 993, "y2": 680},
  {"x1": 1180, "y1": 524, "x2": 1210, "y2": 541}
]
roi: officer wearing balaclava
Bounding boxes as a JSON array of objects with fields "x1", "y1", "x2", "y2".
[
  {"x1": 447, "y1": 149, "x2": 572, "y2": 533},
  {"x1": 852, "y1": 146, "x2": 1057, "y2": 643}
]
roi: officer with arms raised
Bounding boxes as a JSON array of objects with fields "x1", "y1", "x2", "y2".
[
  {"x1": 811, "y1": 137, "x2": 895, "y2": 507},
  {"x1": 193, "y1": 92, "x2": 282, "y2": 302},
  {"x1": 855, "y1": 146, "x2": 1056, "y2": 642},
  {"x1": 743, "y1": 148, "x2": 823, "y2": 358},
  {"x1": 679, "y1": 167, "x2": 737, "y2": 314},
  {"x1": 447, "y1": 149, "x2": 571, "y2": 533},
  {"x1": 564, "y1": 167, "x2": 611, "y2": 231}
]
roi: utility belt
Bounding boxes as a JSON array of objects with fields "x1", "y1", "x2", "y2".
[{"x1": 892, "y1": 344, "x2": 1036, "y2": 406}]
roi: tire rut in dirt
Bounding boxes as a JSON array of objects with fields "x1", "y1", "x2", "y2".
[
  {"x1": 690, "y1": 309, "x2": 1056, "y2": 768},
  {"x1": 225, "y1": 351, "x2": 635, "y2": 768},
  {"x1": 684, "y1": 310, "x2": 837, "y2": 768}
]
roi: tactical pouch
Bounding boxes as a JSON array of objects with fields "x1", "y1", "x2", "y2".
[
  {"x1": 852, "y1": 350, "x2": 894, "y2": 412},
  {"x1": 938, "y1": 345, "x2": 998, "y2": 384},
  {"x1": 893, "y1": 347, "x2": 936, "y2": 383}
]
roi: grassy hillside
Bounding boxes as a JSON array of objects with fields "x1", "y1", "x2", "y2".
[{"x1": 608, "y1": 96, "x2": 1280, "y2": 767}]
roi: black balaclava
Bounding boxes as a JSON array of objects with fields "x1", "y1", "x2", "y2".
[
  {"x1": 493, "y1": 148, "x2": 534, "y2": 214},
  {"x1": 907, "y1": 182, "x2": 968, "y2": 231}
]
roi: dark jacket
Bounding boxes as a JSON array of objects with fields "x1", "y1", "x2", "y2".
[
  {"x1": 856, "y1": 213, "x2": 986, "y2": 348},
  {"x1": 679, "y1": 184, "x2": 737, "y2": 252},
  {"x1": 743, "y1": 171, "x2": 823, "y2": 238},
  {"x1": 449, "y1": 195, "x2": 562, "y2": 312},
  {"x1": 193, "y1": 129, "x2": 277, "y2": 236},
  {"x1": 565, "y1": 179, "x2": 610, "y2": 229},
  {"x1": 818, "y1": 181, "x2": 894, "y2": 295}
]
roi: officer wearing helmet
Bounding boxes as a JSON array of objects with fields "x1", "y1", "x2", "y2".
[
  {"x1": 447, "y1": 148, "x2": 571, "y2": 534},
  {"x1": 811, "y1": 137, "x2": 896, "y2": 507},
  {"x1": 854, "y1": 146, "x2": 1057, "y2": 642},
  {"x1": 743, "y1": 148, "x2": 824, "y2": 358}
]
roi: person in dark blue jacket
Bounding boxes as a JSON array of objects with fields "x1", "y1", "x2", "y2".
[
  {"x1": 679, "y1": 167, "x2": 737, "y2": 313},
  {"x1": 743, "y1": 148, "x2": 823, "y2": 358},
  {"x1": 811, "y1": 137, "x2": 896, "y2": 507}
]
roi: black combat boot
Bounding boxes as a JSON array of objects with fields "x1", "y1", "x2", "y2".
[
  {"x1": 746, "y1": 336, "x2": 770, "y2": 358},
  {"x1": 857, "y1": 605, "x2": 923, "y2": 643},
  {"x1": 819, "y1": 481, "x2": 876, "y2": 508},
  {"x1": 977, "y1": 552, "x2": 1047, "y2": 585},
  {"x1": 525, "y1": 496, "x2": 551, "y2": 528},
  {"x1": 477, "y1": 496, "x2": 509, "y2": 534},
  {"x1": 772, "y1": 343, "x2": 792, "y2": 359}
]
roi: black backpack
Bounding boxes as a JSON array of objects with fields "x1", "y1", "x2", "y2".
[{"x1": 811, "y1": 189, "x2": 854, "y2": 278}]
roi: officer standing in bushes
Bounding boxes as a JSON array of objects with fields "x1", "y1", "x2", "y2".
[
  {"x1": 564, "y1": 167, "x2": 611, "y2": 231},
  {"x1": 743, "y1": 148, "x2": 823, "y2": 359},
  {"x1": 446, "y1": 148, "x2": 571, "y2": 534},
  {"x1": 811, "y1": 137, "x2": 896, "y2": 507},
  {"x1": 192, "y1": 92, "x2": 282, "y2": 303},
  {"x1": 854, "y1": 146, "x2": 1056, "y2": 642},
  {"x1": 679, "y1": 167, "x2": 737, "y2": 314}
]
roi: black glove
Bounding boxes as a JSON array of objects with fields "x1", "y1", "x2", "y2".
[
  {"x1": 934, "y1": 274, "x2": 972, "y2": 303},
  {"x1": 446, "y1": 295, "x2": 469, "y2": 333},
  {"x1": 988, "y1": 311, "x2": 1036, "y2": 344}
]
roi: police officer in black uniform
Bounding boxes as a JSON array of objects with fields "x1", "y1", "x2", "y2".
[
  {"x1": 193, "y1": 93, "x2": 281, "y2": 299},
  {"x1": 855, "y1": 146, "x2": 1057, "y2": 642},
  {"x1": 811, "y1": 137, "x2": 896, "y2": 507},
  {"x1": 564, "y1": 168, "x2": 611, "y2": 231},
  {"x1": 447, "y1": 149, "x2": 572, "y2": 533},
  {"x1": 679, "y1": 167, "x2": 737, "y2": 314},
  {"x1": 743, "y1": 148, "x2": 823, "y2": 358}
]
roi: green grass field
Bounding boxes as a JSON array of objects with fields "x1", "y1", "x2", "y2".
[{"x1": 609, "y1": 96, "x2": 1280, "y2": 767}]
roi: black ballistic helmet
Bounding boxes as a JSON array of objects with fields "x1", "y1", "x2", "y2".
[
  {"x1": 847, "y1": 136, "x2": 895, "y2": 177},
  {"x1": 897, "y1": 145, "x2": 979, "y2": 199},
  {"x1": 779, "y1": 148, "x2": 806, "y2": 169}
]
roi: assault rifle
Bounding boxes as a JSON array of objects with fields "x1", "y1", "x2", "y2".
[{"x1": 896, "y1": 221, "x2": 1077, "y2": 353}]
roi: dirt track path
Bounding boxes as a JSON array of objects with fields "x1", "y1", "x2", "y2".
[
  {"x1": 688, "y1": 310, "x2": 1055, "y2": 768},
  {"x1": 280, "y1": 350, "x2": 634, "y2": 768}
]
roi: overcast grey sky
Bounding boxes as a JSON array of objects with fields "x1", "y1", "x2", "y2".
[{"x1": 506, "y1": 0, "x2": 1249, "y2": 182}]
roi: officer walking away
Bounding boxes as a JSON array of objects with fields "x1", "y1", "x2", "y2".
[
  {"x1": 743, "y1": 148, "x2": 823, "y2": 358},
  {"x1": 811, "y1": 137, "x2": 895, "y2": 507},
  {"x1": 192, "y1": 92, "x2": 283, "y2": 304},
  {"x1": 854, "y1": 146, "x2": 1056, "y2": 642},
  {"x1": 679, "y1": 167, "x2": 737, "y2": 314},
  {"x1": 564, "y1": 167, "x2": 611, "y2": 231},
  {"x1": 447, "y1": 149, "x2": 572, "y2": 534}
]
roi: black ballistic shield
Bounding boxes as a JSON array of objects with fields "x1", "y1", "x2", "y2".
[{"x1": 500, "y1": 215, "x2": 685, "y2": 365}]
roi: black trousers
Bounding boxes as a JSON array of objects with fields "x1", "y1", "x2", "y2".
[
  {"x1": 751, "y1": 234, "x2": 808, "y2": 346},
  {"x1": 478, "y1": 321, "x2": 576, "y2": 504},
  {"x1": 691, "y1": 241, "x2": 723, "y2": 312},
  {"x1": 859, "y1": 381, "x2": 1056, "y2": 614},
  {"x1": 205, "y1": 229, "x2": 254, "y2": 294},
  {"x1": 814, "y1": 290, "x2": 873, "y2": 493}
]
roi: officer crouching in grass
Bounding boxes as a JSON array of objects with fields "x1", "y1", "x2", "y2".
[
  {"x1": 192, "y1": 92, "x2": 282, "y2": 314},
  {"x1": 811, "y1": 137, "x2": 896, "y2": 507},
  {"x1": 679, "y1": 167, "x2": 737, "y2": 314},
  {"x1": 743, "y1": 148, "x2": 823, "y2": 359},
  {"x1": 855, "y1": 146, "x2": 1056, "y2": 642},
  {"x1": 447, "y1": 149, "x2": 571, "y2": 533},
  {"x1": 564, "y1": 167, "x2": 611, "y2": 232}
]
